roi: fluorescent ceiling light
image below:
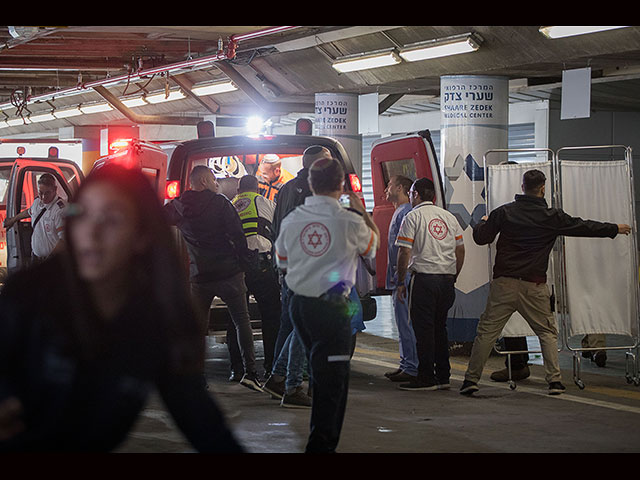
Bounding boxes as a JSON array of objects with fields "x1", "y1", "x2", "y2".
[
  {"x1": 79, "y1": 103, "x2": 113, "y2": 114},
  {"x1": 29, "y1": 112, "x2": 56, "y2": 123},
  {"x1": 399, "y1": 35, "x2": 481, "y2": 62},
  {"x1": 121, "y1": 96, "x2": 148, "y2": 107},
  {"x1": 539, "y1": 26, "x2": 629, "y2": 39},
  {"x1": 192, "y1": 81, "x2": 237, "y2": 96},
  {"x1": 53, "y1": 107, "x2": 82, "y2": 118},
  {"x1": 332, "y1": 50, "x2": 401, "y2": 73},
  {"x1": 145, "y1": 90, "x2": 186, "y2": 104}
]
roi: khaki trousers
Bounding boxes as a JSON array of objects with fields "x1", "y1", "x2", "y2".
[{"x1": 464, "y1": 276, "x2": 562, "y2": 384}]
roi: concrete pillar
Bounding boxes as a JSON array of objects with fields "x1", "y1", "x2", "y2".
[
  {"x1": 440, "y1": 75, "x2": 509, "y2": 342},
  {"x1": 315, "y1": 93, "x2": 363, "y2": 179}
]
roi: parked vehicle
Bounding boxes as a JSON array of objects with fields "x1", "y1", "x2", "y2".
[{"x1": 1, "y1": 146, "x2": 84, "y2": 282}]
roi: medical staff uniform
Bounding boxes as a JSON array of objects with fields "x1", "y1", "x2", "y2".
[
  {"x1": 396, "y1": 201, "x2": 463, "y2": 388},
  {"x1": 275, "y1": 195, "x2": 376, "y2": 453}
]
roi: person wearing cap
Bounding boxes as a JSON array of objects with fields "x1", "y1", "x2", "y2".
[
  {"x1": 257, "y1": 154, "x2": 295, "y2": 202},
  {"x1": 262, "y1": 145, "x2": 332, "y2": 408},
  {"x1": 274, "y1": 157, "x2": 379, "y2": 453},
  {"x1": 4, "y1": 173, "x2": 66, "y2": 263}
]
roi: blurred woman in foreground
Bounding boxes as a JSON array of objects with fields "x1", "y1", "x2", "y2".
[{"x1": 0, "y1": 164, "x2": 243, "y2": 452}]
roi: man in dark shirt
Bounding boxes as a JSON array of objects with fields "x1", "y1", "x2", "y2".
[
  {"x1": 164, "y1": 166, "x2": 262, "y2": 392},
  {"x1": 460, "y1": 169, "x2": 631, "y2": 396}
]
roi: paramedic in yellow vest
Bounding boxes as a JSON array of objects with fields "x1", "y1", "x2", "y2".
[
  {"x1": 232, "y1": 175, "x2": 282, "y2": 376},
  {"x1": 257, "y1": 154, "x2": 294, "y2": 202}
]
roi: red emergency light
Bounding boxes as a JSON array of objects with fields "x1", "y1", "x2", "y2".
[
  {"x1": 48, "y1": 146, "x2": 59, "y2": 158},
  {"x1": 110, "y1": 139, "x2": 133, "y2": 151},
  {"x1": 16, "y1": 146, "x2": 25, "y2": 156},
  {"x1": 165, "y1": 180, "x2": 180, "y2": 200},
  {"x1": 295, "y1": 118, "x2": 313, "y2": 135},
  {"x1": 348, "y1": 173, "x2": 362, "y2": 193}
]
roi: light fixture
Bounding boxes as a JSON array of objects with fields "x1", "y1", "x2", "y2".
[
  {"x1": 53, "y1": 107, "x2": 82, "y2": 118},
  {"x1": 246, "y1": 116, "x2": 266, "y2": 135},
  {"x1": 192, "y1": 81, "x2": 237, "y2": 96},
  {"x1": 121, "y1": 96, "x2": 147, "y2": 107},
  {"x1": 144, "y1": 89, "x2": 186, "y2": 104},
  {"x1": 29, "y1": 112, "x2": 56, "y2": 123},
  {"x1": 332, "y1": 49, "x2": 401, "y2": 73},
  {"x1": 539, "y1": 26, "x2": 630, "y2": 39},
  {"x1": 399, "y1": 33, "x2": 482, "y2": 62},
  {"x1": 79, "y1": 103, "x2": 113, "y2": 114}
]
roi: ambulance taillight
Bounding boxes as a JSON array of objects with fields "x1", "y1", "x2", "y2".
[
  {"x1": 348, "y1": 173, "x2": 362, "y2": 193},
  {"x1": 165, "y1": 180, "x2": 180, "y2": 200}
]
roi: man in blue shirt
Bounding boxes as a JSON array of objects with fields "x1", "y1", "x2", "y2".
[{"x1": 383, "y1": 175, "x2": 418, "y2": 383}]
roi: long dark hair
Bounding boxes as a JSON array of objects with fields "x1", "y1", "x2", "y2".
[{"x1": 62, "y1": 164, "x2": 204, "y2": 373}]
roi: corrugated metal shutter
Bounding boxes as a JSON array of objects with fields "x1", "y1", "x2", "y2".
[{"x1": 361, "y1": 135, "x2": 380, "y2": 210}]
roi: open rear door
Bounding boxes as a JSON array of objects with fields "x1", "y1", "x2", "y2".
[
  {"x1": 370, "y1": 130, "x2": 444, "y2": 291},
  {"x1": 6, "y1": 159, "x2": 83, "y2": 273}
]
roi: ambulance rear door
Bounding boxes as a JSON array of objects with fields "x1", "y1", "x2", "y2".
[
  {"x1": 92, "y1": 140, "x2": 168, "y2": 201},
  {"x1": 370, "y1": 130, "x2": 445, "y2": 291},
  {"x1": 5, "y1": 159, "x2": 83, "y2": 274}
]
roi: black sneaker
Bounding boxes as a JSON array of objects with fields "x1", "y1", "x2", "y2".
[
  {"x1": 548, "y1": 382, "x2": 566, "y2": 395},
  {"x1": 459, "y1": 380, "x2": 479, "y2": 395},
  {"x1": 240, "y1": 372, "x2": 263, "y2": 392},
  {"x1": 280, "y1": 386, "x2": 312, "y2": 409},
  {"x1": 263, "y1": 375, "x2": 285, "y2": 399},
  {"x1": 437, "y1": 381, "x2": 451, "y2": 390},
  {"x1": 594, "y1": 351, "x2": 607, "y2": 368},
  {"x1": 398, "y1": 380, "x2": 438, "y2": 391}
]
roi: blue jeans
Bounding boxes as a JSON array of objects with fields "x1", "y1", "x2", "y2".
[
  {"x1": 392, "y1": 275, "x2": 418, "y2": 376},
  {"x1": 272, "y1": 280, "x2": 307, "y2": 392}
]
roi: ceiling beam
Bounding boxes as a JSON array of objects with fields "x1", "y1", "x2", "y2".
[{"x1": 93, "y1": 85, "x2": 202, "y2": 125}]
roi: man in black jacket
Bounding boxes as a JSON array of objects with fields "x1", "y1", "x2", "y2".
[
  {"x1": 460, "y1": 169, "x2": 631, "y2": 396},
  {"x1": 164, "y1": 166, "x2": 262, "y2": 392}
]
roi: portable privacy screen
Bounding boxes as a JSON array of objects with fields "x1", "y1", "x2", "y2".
[
  {"x1": 482, "y1": 149, "x2": 560, "y2": 390},
  {"x1": 555, "y1": 145, "x2": 640, "y2": 388}
]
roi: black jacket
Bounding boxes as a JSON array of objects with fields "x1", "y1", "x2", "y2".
[
  {"x1": 165, "y1": 190, "x2": 252, "y2": 282},
  {"x1": 272, "y1": 167, "x2": 312, "y2": 240},
  {"x1": 0, "y1": 255, "x2": 243, "y2": 452},
  {"x1": 473, "y1": 194, "x2": 619, "y2": 282}
]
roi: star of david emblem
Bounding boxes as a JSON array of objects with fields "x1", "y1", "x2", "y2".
[
  {"x1": 308, "y1": 231, "x2": 323, "y2": 248},
  {"x1": 300, "y1": 222, "x2": 331, "y2": 257}
]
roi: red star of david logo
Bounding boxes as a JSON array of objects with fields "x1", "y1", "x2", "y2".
[{"x1": 308, "y1": 231, "x2": 323, "y2": 248}]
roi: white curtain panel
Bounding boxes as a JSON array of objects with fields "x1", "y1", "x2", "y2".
[
  {"x1": 560, "y1": 160, "x2": 638, "y2": 338},
  {"x1": 486, "y1": 161, "x2": 555, "y2": 337}
]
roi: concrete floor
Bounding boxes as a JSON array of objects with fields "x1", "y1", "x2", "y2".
[{"x1": 116, "y1": 296, "x2": 640, "y2": 454}]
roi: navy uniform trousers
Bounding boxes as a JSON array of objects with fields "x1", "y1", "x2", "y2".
[{"x1": 289, "y1": 292, "x2": 352, "y2": 453}]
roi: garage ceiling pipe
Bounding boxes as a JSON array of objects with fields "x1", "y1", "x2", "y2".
[{"x1": 16, "y1": 26, "x2": 303, "y2": 106}]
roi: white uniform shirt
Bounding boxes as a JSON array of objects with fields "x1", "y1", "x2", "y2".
[
  {"x1": 28, "y1": 196, "x2": 66, "y2": 258},
  {"x1": 275, "y1": 195, "x2": 377, "y2": 297},
  {"x1": 395, "y1": 201, "x2": 463, "y2": 275}
]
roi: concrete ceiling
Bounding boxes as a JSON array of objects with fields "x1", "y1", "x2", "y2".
[{"x1": 2, "y1": 25, "x2": 640, "y2": 138}]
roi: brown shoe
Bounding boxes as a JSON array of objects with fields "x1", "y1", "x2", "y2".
[
  {"x1": 389, "y1": 371, "x2": 417, "y2": 383},
  {"x1": 490, "y1": 366, "x2": 530, "y2": 382}
]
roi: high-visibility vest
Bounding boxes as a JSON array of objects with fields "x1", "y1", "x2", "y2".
[{"x1": 232, "y1": 191, "x2": 273, "y2": 241}]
